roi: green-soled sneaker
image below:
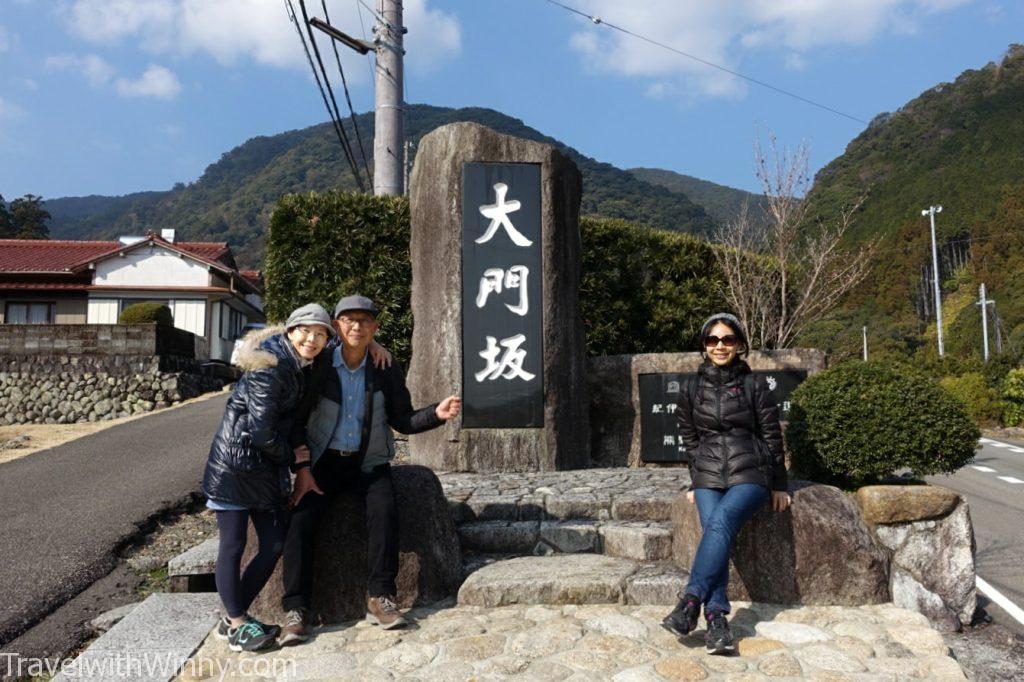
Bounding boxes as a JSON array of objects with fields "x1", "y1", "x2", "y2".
[{"x1": 228, "y1": 620, "x2": 276, "y2": 652}]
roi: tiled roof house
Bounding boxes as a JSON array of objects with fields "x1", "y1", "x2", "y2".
[{"x1": 0, "y1": 230, "x2": 264, "y2": 361}]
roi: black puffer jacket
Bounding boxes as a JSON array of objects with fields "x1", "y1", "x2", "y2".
[
  {"x1": 202, "y1": 328, "x2": 306, "y2": 509},
  {"x1": 677, "y1": 359, "x2": 787, "y2": 491}
]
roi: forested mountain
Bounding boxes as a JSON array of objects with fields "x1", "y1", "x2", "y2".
[
  {"x1": 628, "y1": 167, "x2": 767, "y2": 227},
  {"x1": 46, "y1": 105, "x2": 715, "y2": 265},
  {"x1": 799, "y1": 44, "x2": 1024, "y2": 360}
]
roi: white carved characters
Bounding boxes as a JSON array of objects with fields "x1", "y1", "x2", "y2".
[
  {"x1": 473, "y1": 182, "x2": 536, "y2": 384},
  {"x1": 476, "y1": 265, "x2": 529, "y2": 316}
]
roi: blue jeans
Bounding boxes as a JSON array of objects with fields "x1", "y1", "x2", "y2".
[{"x1": 683, "y1": 483, "x2": 769, "y2": 614}]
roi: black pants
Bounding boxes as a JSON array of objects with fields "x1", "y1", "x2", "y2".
[
  {"x1": 214, "y1": 508, "x2": 287, "y2": 619},
  {"x1": 281, "y1": 453, "x2": 399, "y2": 611}
]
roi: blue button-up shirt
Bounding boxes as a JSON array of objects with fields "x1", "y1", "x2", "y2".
[{"x1": 328, "y1": 346, "x2": 366, "y2": 452}]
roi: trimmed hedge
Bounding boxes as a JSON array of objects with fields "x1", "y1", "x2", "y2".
[
  {"x1": 264, "y1": 191, "x2": 726, "y2": 364},
  {"x1": 786, "y1": 360, "x2": 979, "y2": 487},
  {"x1": 118, "y1": 302, "x2": 173, "y2": 327}
]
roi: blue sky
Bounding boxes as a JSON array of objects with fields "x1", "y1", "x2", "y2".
[{"x1": 0, "y1": 0, "x2": 1021, "y2": 201}]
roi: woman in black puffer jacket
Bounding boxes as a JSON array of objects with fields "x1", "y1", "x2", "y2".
[
  {"x1": 201, "y1": 303, "x2": 334, "y2": 653},
  {"x1": 662, "y1": 313, "x2": 791, "y2": 655}
]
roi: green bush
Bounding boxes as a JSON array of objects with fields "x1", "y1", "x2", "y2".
[
  {"x1": 118, "y1": 302, "x2": 173, "y2": 327},
  {"x1": 939, "y1": 372, "x2": 1003, "y2": 426},
  {"x1": 1001, "y1": 368, "x2": 1024, "y2": 427},
  {"x1": 786, "y1": 360, "x2": 979, "y2": 487},
  {"x1": 264, "y1": 191, "x2": 727, "y2": 365}
]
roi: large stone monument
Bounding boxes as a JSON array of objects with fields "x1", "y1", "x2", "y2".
[{"x1": 407, "y1": 122, "x2": 589, "y2": 472}]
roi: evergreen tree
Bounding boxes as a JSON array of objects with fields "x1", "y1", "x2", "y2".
[
  {"x1": 9, "y1": 194, "x2": 51, "y2": 239},
  {"x1": 0, "y1": 194, "x2": 13, "y2": 238}
]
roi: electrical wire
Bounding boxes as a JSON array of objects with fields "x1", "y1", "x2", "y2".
[
  {"x1": 321, "y1": 0, "x2": 372, "y2": 181},
  {"x1": 285, "y1": 0, "x2": 366, "y2": 191},
  {"x1": 354, "y1": 0, "x2": 377, "y2": 85},
  {"x1": 543, "y1": 0, "x2": 869, "y2": 126},
  {"x1": 295, "y1": 0, "x2": 368, "y2": 191}
]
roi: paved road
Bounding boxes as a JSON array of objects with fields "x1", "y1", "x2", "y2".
[
  {"x1": 0, "y1": 394, "x2": 227, "y2": 649},
  {"x1": 927, "y1": 436, "x2": 1024, "y2": 637}
]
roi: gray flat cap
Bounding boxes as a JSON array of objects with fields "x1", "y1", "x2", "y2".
[
  {"x1": 334, "y1": 294, "x2": 378, "y2": 319},
  {"x1": 285, "y1": 303, "x2": 334, "y2": 333}
]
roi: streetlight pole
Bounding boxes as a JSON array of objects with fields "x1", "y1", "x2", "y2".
[
  {"x1": 922, "y1": 205, "x2": 944, "y2": 356},
  {"x1": 862, "y1": 325, "x2": 868, "y2": 361},
  {"x1": 977, "y1": 283, "x2": 995, "y2": 361}
]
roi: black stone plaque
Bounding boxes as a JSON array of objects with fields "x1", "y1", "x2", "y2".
[
  {"x1": 639, "y1": 370, "x2": 808, "y2": 463},
  {"x1": 461, "y1": 163, "x2": 544, "y2": 428}
]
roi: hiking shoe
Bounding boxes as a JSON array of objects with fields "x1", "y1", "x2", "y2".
[
  {"x1": 366, "y1": 595, "x2": 408, "y2": 629},
  {"x1": 227, "y1": 620, "x2": 276, "y2": 652},
  {"x1": 246, "y1": 615, "x2": 281, "y2": 640},
  {"x1": 214, "y1": 616, "x2": 231, "y2": 640},
  {"x1": 662, "y1": 593, "x2": 701, "y2": 637},
  {"x1": 705, "y1": 610, "x2": 735, "y2": 655},
  {"x1": 278, "y1": 608, "x2": 311, "y2": 646}
]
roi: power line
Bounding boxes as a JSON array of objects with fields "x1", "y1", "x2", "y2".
[
  {"x1": 285, "y1": 0, "x2": 366, "y2": 190},
  {"x1": 293, "y1": 0, "x2": 367, "y2": 191},
  {"x1": 321, "y1": 0, "x2": 372, "y2": 181},
  {"x1": 543, "y1": 0, "x2": 869, "y2": 126},
  {"x1": 354, "y1": 0, "x2": 377, "y2": 84}
]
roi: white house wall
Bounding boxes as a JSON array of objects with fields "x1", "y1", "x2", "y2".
[{"x1": 93, "y1": 248, "x2": 209, "y2": 288}]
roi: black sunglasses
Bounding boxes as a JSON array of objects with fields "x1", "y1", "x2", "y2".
[{"x1": 704, "y1": 334, "x2": 738, "y2": 348}]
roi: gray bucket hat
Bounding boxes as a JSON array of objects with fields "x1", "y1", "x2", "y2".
[{"x1": 285, "y1": 303, "x2": 335, "y2": 334}]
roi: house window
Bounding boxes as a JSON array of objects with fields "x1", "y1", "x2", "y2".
[
  {"x1": 5, "y1": 302, "x2": 55, "y2": 324},
  {"x1": 220, "y1": 303, "x2": 244, "y2": 340}
]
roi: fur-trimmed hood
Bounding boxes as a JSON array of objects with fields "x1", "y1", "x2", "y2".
[{"x1": 234, "y1": 325, "x2": 290, "y2": 371}]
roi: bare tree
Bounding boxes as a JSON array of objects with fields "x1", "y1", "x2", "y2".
[{"x1": 714, "y1": 134, "x2": 875, "y2": 349}]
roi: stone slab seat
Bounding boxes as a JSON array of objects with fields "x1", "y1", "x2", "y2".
[
  {"x1": 672, "y1": 480, "x2": 891, "y2": 606},
  {"x1": 167, "y1": 537, "x2": 218, "y2": 592},
  {"x1": 245, "y1": 465, "x2": 462, "y2": 625},
  {"x1": 457, "y1": 555, "x2": 687, "y2": 607},
  {"x1": 54, "y1": 593, "x2": 220, "y2": 682}
]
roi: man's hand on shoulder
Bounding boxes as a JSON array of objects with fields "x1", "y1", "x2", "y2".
[{"x1": 435, "y1": 395, "x2": 461, "y2": 421}]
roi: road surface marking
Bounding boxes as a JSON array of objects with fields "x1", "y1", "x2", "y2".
[
  {"x1": 979, "y1": 438, "x2": 996, "y2": 444},
  {"x1": 997, "y1": 476, "x2": 1024, "y2": 484},
  {"x1": 988, "y1": 442, "x2": 1013, "y2": 449},
  {"x1": 977, "y1": 576, "x2": 1024, "y2": 627},
  {"x1": 971, "y1": 465, "x2": 997, "y2": 473},
  {"x1": 1010, "y1": 447, "x2": 1024, "y2": 453}
]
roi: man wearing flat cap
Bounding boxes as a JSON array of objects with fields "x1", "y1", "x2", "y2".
[{"x1": 278, "y1": 295, "x2": 460, "y2": 644}]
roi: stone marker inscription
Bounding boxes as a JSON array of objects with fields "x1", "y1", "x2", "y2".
[
  {"x1": 639, "y1": 370, "x2": 807, "y2": 463},
  {"x1": 461, "y1": 163, "x2": 544, "y2": 428}
]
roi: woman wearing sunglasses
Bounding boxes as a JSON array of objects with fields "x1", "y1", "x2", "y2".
[{"x1": 662, "y1": 313, "x2": 791, "y2": 655}]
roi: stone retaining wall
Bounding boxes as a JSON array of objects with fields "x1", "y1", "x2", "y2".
[{"x1": 0, "y1": 324, "x2": 221, "y2": 426}]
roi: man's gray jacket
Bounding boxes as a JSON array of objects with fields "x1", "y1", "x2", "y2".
[{"x1": 296, "y1": 343, "x2": 443, "y2": 472}]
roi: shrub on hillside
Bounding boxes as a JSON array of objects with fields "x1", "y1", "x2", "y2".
[
  {"x1": 786, "y1": 360, "x2": 979, "y2": 487},
  {"x1": 118, "y1": 302, "x2": 173, "y2": 327},
  {"x1": 939, "y1": 372, "x2": 1003, "y2": 426},
  {"x1": 1001, "y1": 368, "x2": 1024, "y2": 427}
]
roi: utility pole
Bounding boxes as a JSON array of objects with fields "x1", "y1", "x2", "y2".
[
  {"x1": 374, "y1": 0, "x2": 405, "y2": 196},
  {"x1": 922, "y1": 205, "x2": 944, "y2": 356},
  {"x1": 862, "y1": 326, "x2": 868, "y2": 361},
  {"x1": 977, "y1": 283, "x2": 995, "y2": 361}
]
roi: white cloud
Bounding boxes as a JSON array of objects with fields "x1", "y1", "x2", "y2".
[
  {"x1": 61, "y1": 0, "x2": 461, "y2": 78},
  {"x1": 0, "y1": 25, "x2": 11, "y2": 52},
  {"x1": 0, "y1": 97, "x2": 25, "y2": 120},
  {"x1": 116, "y1": 64, "x2": 182, "y2": 99},
  {"x1": 45, "y1": 53, "x2": 116, "y2": 86},
  {"x1": 567, "y1": 0, "x2": 972, "y2": 102},
  {"x1": 23, "y1": 78, "x2": 39, "y2": 91}
]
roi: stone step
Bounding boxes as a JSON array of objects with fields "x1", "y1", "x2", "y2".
[
  {"x1": 54, "y1": 592, "x2": 221, "y2": 682},
  {"x1": 457, "y1": 519, "x2": 672, "y2": 561},
  {"x1": 440, "y1": 467, "x2": 689, "y2": 525},
  {"x1": 458, "y1": 554, "x2": 686, "y2": 607},
  {"x1": 167, "y1": 537, "x2": 218, "y2": 592}
]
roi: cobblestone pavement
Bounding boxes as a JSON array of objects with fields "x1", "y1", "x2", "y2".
[{"x1": 179, "y1": 601, "x2": 966, "y2": 681}]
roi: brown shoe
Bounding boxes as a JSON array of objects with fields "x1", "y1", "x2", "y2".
[
  {"x1": 366, "y1": 595, "x2": 408, "y2": 629},
  {"x1": 278, "y1": 608, "x2": 311, "y2": 646}
]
